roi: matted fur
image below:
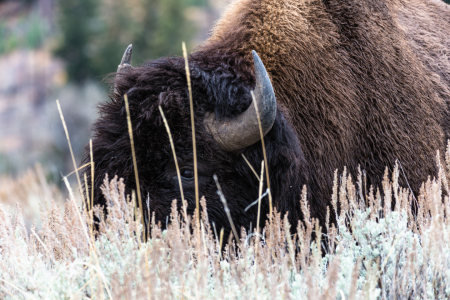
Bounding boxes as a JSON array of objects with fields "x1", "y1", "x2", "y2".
[{"x1": 84, "y1": 0, "x2": 450, "y2": 236}]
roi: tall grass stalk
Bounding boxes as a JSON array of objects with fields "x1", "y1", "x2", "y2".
[
  {"x1": 182, "y1": 42, "x2": 199, "y2": 227},
  {"x1": 250, "y1": 91, "x2": 273, "y2": 216},
  {"x1": 241, "y1": 153, "x2": 261, "y2": 181},
  {"x1": 256, "y1": 160, "x2": 265, "y2": 235},
  {"x1": 89, "y1": 139, "x2": 95, "y2": 239},
  {"x1": 159, "y1": 106, "x2": 187, "y2": 219},
  {"x1": 56, "y1": 100, "x2": 85, "y2": 205},
  {"x1": 124, "y1": 94, "x2": 146, "y2": 241},
  {"x1": 213, "y1": 174, "x2": 240, "y2": 244}
]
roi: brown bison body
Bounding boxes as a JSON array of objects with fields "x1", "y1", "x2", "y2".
[{"x1": 84, "y1": 0, "x2": 450, "y2": 237}]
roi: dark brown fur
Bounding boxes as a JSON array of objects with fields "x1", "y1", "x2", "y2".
[
  {"x1": 84, "y1": 0, "x2": 450, "y2": 237},
  {"x1": 201, "y1": 0, "x2": 450, "y2": 223}
]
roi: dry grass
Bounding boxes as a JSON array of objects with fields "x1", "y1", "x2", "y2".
[
  {"x1": 0, "y1": 164, "x2": 64, "y2": 228},
  {"x1": 0, "y1": 148, "x2": 450, "y2": 299}
]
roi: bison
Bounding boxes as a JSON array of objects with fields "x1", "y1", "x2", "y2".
[{"x1": 83, "y1": 0, "x2": 450, "y2": 238}]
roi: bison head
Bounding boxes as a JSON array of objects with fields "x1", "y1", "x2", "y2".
[{"x1": 84, "y1": 45, "x2": 310, "y2": 237}]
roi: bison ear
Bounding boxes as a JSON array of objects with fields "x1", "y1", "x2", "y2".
[
  {"x1": 114, "y1": 44, "x2": 133, "y2": 93},
  {"x1": 204, "y1": 50, "x2": 277, "y2": 152}
]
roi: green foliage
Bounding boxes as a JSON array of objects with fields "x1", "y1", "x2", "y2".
[
  {"x1": 0, "y1": 13, "x2": 45, "y2": 54},
  {"x1": 54, "y1": 0, "x2": 196, "y2": 84},
  {"x1": 53, "y1": 0, "x2": 100, "y2": 83},
  {"x1": 25, "y1": 15, "x2": 45, "y2": 49},
  {"x1": 186, "y1": 0, "x2": 208, "y2": 6}
]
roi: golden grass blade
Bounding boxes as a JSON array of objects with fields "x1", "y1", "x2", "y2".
[
  {"x1": 63, "y1": 163, "x2": 91, "y2": 179},
  {"x1": 84, "y1": 173, "x2": 90, "y2": 211},
  {"x1": 250, "y1": 91, "x2": 273, "y2": 216},
  {"x1": 256, "y1": 161, "x2": 264, "y2": 235},
  {"x1": 124, "y1": 94, "x2": 146, "y2": 241},
  {"x1": 253, "y1": 161, "x2": 265, "y2": 283},
  {"x1": 241, "y1": 153, "x2": 260, "y2": 181},
  {"x1": 219, "y1": 227, "x2": 224, "y2": 260},
  {"x1": 84, "y1": 172, "x2": 95, "y2": 239},
  {"x1": 182, "y1": 42, "x2": 199, "y2": 225},
  {"x1": 90, "y1": 139, "x2": 94, "y2": 233},
  {"x1": 63, "y1": 177, "x2": 91, "y2": 247},
  {"x1": 56, "y1": 100, "x2": 85, "y2": 205},
  {"x1": 89, "y1": 139, "x2": 95, "y2": 236},
  {"x1": 213, "y1": 174, "x2": 239, "y2": 244},
  {"x1": 159, "y1": 106, "x2": 187, "y2": 219}
]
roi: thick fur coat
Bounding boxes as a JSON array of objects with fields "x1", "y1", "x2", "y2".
[{"x1": 84, "y1": 0, "x2": 450, "y2": 236}]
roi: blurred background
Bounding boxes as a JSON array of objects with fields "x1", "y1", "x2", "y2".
[
  {"x1": 0, "y1": 0, "x2": 230, "y2": 176},
  {"x1": 0, "y1": 0, "x2": 229, "y2": 220}
]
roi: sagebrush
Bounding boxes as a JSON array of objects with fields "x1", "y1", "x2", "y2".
[{"x1": 1, "y1": 151, "x2": 450, "y2": 299}]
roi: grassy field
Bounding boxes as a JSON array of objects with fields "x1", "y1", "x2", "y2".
[{"x1": 0, "y1": 153, "x2": 449, "y2": 299}]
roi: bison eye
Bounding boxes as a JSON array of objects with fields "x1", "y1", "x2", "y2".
[{"x1": 180, "y1": 168, "x2": 195, "y2": 180}]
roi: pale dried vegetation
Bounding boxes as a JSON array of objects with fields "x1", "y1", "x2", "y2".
[
  {"x1": 1, "y1": 144, "x2": 450, "y2": 299},
  {"x1": 0, "y1": 164, "x2": 64, "y2": 228}
]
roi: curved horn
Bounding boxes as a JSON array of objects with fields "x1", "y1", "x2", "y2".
[
  {"x1": 114, "y1": 44, "x2": 133, "y2": 93},
  {"x1": 204, "y1": 51, "x2": 277, "y2": 152}
]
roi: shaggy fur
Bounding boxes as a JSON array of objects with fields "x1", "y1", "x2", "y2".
[{"x1": 84, "y1": 0, "x2": 450, "y2": 237}]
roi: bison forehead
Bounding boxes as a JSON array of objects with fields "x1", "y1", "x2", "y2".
[{"x1": 116, "y1": 56, "x2": 258, "y2": 121}]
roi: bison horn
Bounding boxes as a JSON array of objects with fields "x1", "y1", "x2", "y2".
[
  {"x1": 204, "y1": 50, "x2": 277, "y2": 152},
  {"x1": 118, "y1": 44, "x2": 133, "y2": 71},
  {"x1": 114, "y1": 44, "x2": 133, "y2": 93}
]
